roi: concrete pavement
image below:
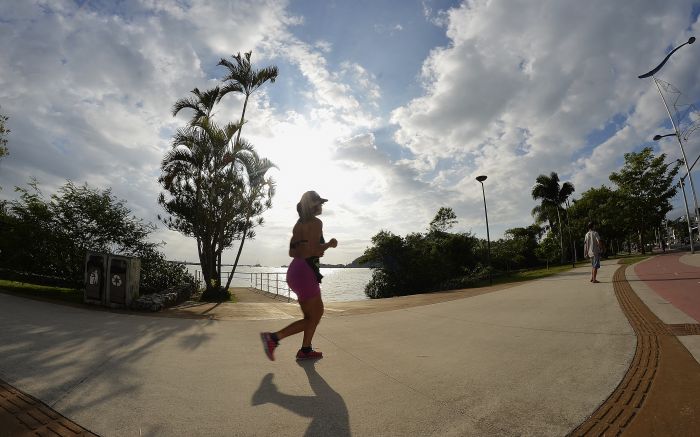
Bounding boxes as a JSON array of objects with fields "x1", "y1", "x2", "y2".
[{"x1": 0, "y1": 255, "x2": 698, "y2": 436}]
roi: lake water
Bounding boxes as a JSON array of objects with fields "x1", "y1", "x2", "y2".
[{"x1": 187, "y1": 266, "x2": 372, "y2": 302}]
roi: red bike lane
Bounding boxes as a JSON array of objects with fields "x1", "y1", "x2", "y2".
[{"x1": 634, "y1": 252, "x2": 700, "y2": 323}]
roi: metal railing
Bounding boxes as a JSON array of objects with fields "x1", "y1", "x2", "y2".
[
  {"x1": 196, "y1": 270, "x2": 294, "y2": 302},
  {"x1": 250, "y1": 272, "x2": 293, "y2": 302}
]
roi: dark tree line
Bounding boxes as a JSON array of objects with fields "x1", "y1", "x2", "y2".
[
  {"x1": 0, "y1": 181, "x2": 194, "y2": 293},
  {"x1": 361, "y1": 147, "x2": 681, "y2": 298}
]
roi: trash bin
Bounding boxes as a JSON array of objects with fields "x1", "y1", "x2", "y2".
[
  {"x1": 106, "y1": 255, "x2": 141, "y2": 308},
  {"x1": 84, "y1": 252, "x2": 108, "y2": 305}
]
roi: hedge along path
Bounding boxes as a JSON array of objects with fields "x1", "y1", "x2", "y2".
[{"x1": 568, "y1": 264, "x2": 700, "y2": 437}]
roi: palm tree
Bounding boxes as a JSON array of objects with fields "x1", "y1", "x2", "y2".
[
  {"x1": 217, "y1": 51, "x2": 278, "y2": 276},
  {"x1": 218, "y1": 51, "x2": 278, "y2": 143},
  {"x1": 171, "y1": 87, "x2": 221, "y2": 125},
  {"x1": 159, "y1": 117, "x2": 244, "y2": 295},
  {"x1": 531, "y1": 172, "x2": 575, "y2": 264}
]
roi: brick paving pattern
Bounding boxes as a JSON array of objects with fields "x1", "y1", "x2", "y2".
[
  {"x1": 569, "y1": 264, "x2": 700, "y2": 437},
  {"x1": 568, "y1": 265, "x2": 662, "y2": 436},
  {"x1": 667, "y1": 323, "x2": 700, "y2": 336},
  {"x1": 0, "y1": 379, "x2": 97, "y2": 437}
]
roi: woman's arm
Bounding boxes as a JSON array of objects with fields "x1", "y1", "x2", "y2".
[{"x1": 308, "y1": 219, "x2": 338, "y2": 257}]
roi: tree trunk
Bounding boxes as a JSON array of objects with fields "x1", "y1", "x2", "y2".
[
  {"x1": 225, "y1": 188, "x2": 260, "y2": 289},
  {"x1": 236, "y1": 95, "x2": 250, "y2": 144},
  {"x1": 555, "y1": 207, "x2": 564, "y2": 264},
  {"x1": 214, "y1": 93, "x2": 250, "y2": 292},
  {"x1": 563, "y1": 204, "x2": 575, "y2": 266},
  {"x1": 224, "y1": 227, "x2": 247, "y2": 290}
]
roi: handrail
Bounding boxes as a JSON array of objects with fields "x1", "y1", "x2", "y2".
[
  {"x1": 197, "y1": 270, "x2": 294, "y2": 302},
  {"x1": 250, "y1": 272, "x2": 292, "y2": 302}
]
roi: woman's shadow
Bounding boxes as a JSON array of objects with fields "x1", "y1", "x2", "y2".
[{"x1": 252, "y1": 361, "x2": 350, "y2": 436}]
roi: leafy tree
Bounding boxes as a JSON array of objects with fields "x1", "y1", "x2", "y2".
[
  {"x1": 503, "y1": 225, "x2": 543, "y2": 268},
  {"x1": 609, "y1": 147, "x2": 680, "y2": 253},
  {"x1": 429, "y1": 207, "x2": 457, "y2": 233},
  {"x1": 361, "y1": 209, "x2": 480, "y2": 298},
  {"x1": 531, "y1": 172, "x2": 575, "y2": 263},
  {"x1": 491, "y1": 236, "x2": 525, "y2": 272},
  {"x1": 568, "y1": 186, "x2": 628, "y2": 256},
  {"x1": 0, "y1": 180, "x2": 193, "y2": 291},
  {"x1": 159, "y1": 105, "x2": 275, "y2": 299},
  {"x1": 535, "y1": 232, "x2": 560, "y2": 269},
  {"x1": 160, "y1": 118, "x2": 237, "y2": 297}
]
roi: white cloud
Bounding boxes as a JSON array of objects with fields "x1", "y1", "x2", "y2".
[
  {"x1": 4, "y1": 0, "x2": 700, "y2": 270},
  {"x1": 391, "y1": 0, "x2": 700, "y2": 235}
]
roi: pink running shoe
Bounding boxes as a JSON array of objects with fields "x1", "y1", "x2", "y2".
[
  {"x1": 260, "y1": 332, "x2": 277, "y2": 361},
  {"x1": 296, "y1": 348, "x2": 323, "y2": 360}
]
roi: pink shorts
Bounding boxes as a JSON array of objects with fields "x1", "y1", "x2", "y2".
[{"x1": 286, "y1": 258, "x2": 321, "y2": 302}]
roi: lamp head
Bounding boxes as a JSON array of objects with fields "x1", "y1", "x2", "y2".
[
  {"x1": 653, "y1": 135, "x2": 662, "y2": 141},
  {"x1": 476, "y1": 175, "x2": 487, "y2": 182},
  {"x1": 689, "y1": 36, "x2": 696, "y2": 44}
]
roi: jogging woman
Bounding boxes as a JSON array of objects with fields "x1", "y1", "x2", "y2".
[{"x1": 261, "y1": 191, "x2": 338, "y2": 361}]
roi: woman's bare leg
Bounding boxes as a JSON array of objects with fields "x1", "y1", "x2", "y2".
[
  {"x1": 274, "y1": 295, "x2": 323, "y2": 342},
  {"x1": 300, "y1": 296, "x2": 324, "y2": 347},
  {"x1": 275, "y1": 319, "x2": 306, "y2": 341}
]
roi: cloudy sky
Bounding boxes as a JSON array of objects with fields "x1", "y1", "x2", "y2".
[{"x1": 2, "y1": 0, "x2": 700, "y2": 267}]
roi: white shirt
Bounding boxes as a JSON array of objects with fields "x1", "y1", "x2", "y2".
[{"x1": 584, "y1": 230, "x2": 601, "y2": 257}]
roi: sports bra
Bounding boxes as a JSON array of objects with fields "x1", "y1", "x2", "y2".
[{"x1": 289, "y1": 239, "x2": 308, "y2": 249}]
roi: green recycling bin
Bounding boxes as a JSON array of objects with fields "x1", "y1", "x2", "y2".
[{"x1": 106, "y1": 255, "x2": 141, "y2": 308}]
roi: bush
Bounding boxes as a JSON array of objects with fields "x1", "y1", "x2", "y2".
[
  {"x1": 361, "y1": 227, "x2": 480, "y2": 299},
  {"x1": 0, "y1": 181, "x2": 195, "y2": 293}
]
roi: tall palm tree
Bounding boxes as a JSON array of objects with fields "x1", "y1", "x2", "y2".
[
  {"x1": 218, "y1": 51, "x2": 278, "y2": 143},
  {"x1": 217, "y1": 51, "x2": 278, "y2": 275},
  {"x1": 159, "y1": 117, "x2": 243, "y2": 293},
  {"x1": 531, "y1": 172, "x2": 575, "y2": 264}
]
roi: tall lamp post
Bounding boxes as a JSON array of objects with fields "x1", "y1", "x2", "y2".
[
  {"x1": 476, "y1": 175, "x2": 492, "y2": 285},
  {"x1": 639, "y1": 36, "x2": 699, "y2": 249},
  {"x1": 679, "y1": 176, "x2": 695, "y2": 253}
]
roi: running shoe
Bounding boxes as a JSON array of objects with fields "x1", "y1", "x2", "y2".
[
  {"x1": 260, "y1": 332, "x2": 277, "y2": 361},
  {"x1": 296, "y1": 348, "x2": 323, "y2": 360}
]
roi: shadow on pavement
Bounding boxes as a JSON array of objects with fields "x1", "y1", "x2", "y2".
[
  {"x1": 0, "y1": 294, "x2": 217, "y2": 419},
  {"x1": 252, "y1": 361, "x2": 350, "y2": 436}
]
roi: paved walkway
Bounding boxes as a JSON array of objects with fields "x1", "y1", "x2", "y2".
[{"x1": 0, "y1": 256, "x2": 698, "y2": 436}]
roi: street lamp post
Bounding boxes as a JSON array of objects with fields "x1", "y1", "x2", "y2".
[
  {"x1": 476, "y1": 175, "x2": 492, "y2": 285},
  {"x1": 640, "y1": 36, "x2": 699, "y2": 249},
  {"x1": 679, "y1": 177, "x2": 695, "y2": 253}
]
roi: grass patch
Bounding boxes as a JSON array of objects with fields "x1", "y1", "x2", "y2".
[
  {"x1": 0, "y1": 279, "x2": 83, "y2": 304},
  {"x1": 473, "y1": 253, "x2": 655, "y2": 287},
  {"x1": 615, "y1": 254, "x2": 653, "y2": 265},
  {"x1": 483, "y1": 262, "x2": 587, "y2": 286}
]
